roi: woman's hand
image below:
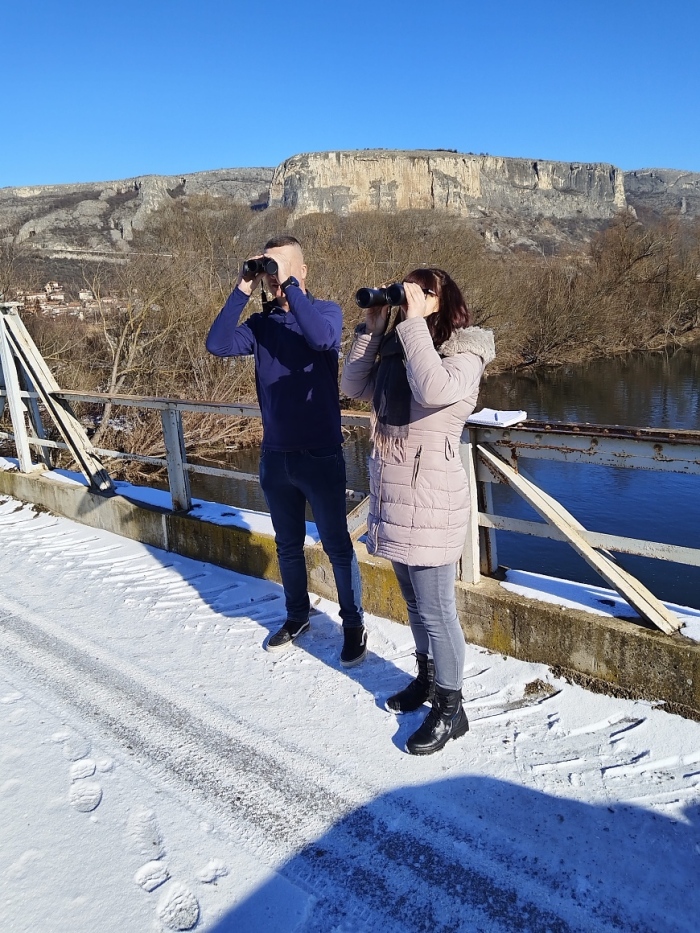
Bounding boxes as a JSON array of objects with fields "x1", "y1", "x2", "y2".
[
  {"x1": 365, "y1": 304, "x2": 389, "y2": 336},
  {"x1": 404, "y1": 282, "x2": 429, "y2": 319}
]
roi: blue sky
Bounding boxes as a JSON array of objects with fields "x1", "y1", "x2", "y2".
[{"x1": 3, "y1": 0, "x2": 698, "y2": 186}]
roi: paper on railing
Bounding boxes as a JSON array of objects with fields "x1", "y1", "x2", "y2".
[{"x1": 466, "y1": 407, "x2": 527, "y2": 427}]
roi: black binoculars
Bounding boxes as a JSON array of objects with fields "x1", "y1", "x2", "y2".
[
  {"x1": 355, "y1": 283, "x2": 406, "y2": 309},
  {"x1": 242, "y1": 256, "x2": 278, "y2": 277}
]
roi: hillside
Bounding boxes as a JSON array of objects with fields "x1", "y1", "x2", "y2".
[{"x1": 1, "y1": 151, "x2": 698, "y2": 262}]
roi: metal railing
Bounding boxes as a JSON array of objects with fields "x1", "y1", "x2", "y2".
[
  {"x1": 2, "y1": 300, "x2": 699, "y2": 633},
  {"x1": 467, "y1": 419, "x2": 700, "y2": 570},
  {"x1": 3, "y1": 385, "x2": 699, "y2": 594},
  {"x1": 8, "y1": 388, "x2": 371, "y2": 507}
]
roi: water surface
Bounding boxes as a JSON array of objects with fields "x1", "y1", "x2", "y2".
[{"x1": 191, "y1": 343, "x2": 700, "y2": 610}]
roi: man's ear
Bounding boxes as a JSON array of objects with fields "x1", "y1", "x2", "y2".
[{"x1": 300, "y1": 262, "x2": 308, "y2": 282}]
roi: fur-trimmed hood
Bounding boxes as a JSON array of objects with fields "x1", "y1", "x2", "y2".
[{"x1": 439, "y1": 326, "x2": 495, "y2": 364}]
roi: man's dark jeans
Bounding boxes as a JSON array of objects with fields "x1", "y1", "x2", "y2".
[{"x1": 259, "y1": 446, "x2": 364, "y2": 629}]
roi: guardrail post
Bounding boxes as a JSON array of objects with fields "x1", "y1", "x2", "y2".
[
  {"x1": 459, "y1": 431, "x2": 481, "y2": 583},
  {"x1": 459, "y1": 428, "x2": 500, "y2": 583},
  {"x1": 22, "y1": 371, "x2": 52, "y2": 468},
  {"x1": 160, "y1": 407, "x2": 192, "y2": 512},
  {"x1": 477, "y1": 465, "x2": 499, "y2": 575},
  {"x1": 0, "y1": 308, "x2": 34, "y2": 472}
]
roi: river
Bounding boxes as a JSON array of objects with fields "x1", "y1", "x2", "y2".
[{"x1": 191, "y1": 343, "x2": 700, "y2": 611}]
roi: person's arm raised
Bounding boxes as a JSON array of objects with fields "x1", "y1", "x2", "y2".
[
  {"x1": 205, "y1": 288, "x2": 256, "y2": 357},
  {"x1": 397, "y1": 316, "x2": 483, "y2": 407},
  {"x1": 340, "y1": 306, "x2": 387, "y2": 401},
  {"x1": 284, "y1": 284, "x2": 341, "y2": 351}
]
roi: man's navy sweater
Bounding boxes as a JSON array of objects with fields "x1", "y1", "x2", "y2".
[{"x1": 205, "y1": 285, "x2": 344, "y2": 451}]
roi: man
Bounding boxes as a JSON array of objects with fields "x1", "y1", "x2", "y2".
[{"x1": 206, "y1": 235, "x2": 366, "y2": 666}]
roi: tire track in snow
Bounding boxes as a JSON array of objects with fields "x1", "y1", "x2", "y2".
[
  {"x1": 0, "y1": 591, "x2": 643, "y2": 933},
  {"x1": 0, "y1": 500, "x2": 687, "y2": 931}
]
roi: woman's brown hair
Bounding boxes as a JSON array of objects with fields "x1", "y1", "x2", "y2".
[{"x1": 403, "y1": 268, "x2": 472, "y2": 348}]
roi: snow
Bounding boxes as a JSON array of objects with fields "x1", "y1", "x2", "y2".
[
  {"x1": 503, "y1": 568, "x2": 700, "y2": 641},
  {"x1": 2, "y1": 492, "x2": 700, "y2": 931},
  {"x1": 0, "y1": 458, "x2": 320, "y2": 544}
]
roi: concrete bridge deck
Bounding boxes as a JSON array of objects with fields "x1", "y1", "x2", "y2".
[{"x1": 2, "y1": 492, "x2": 700, "y2": 932}]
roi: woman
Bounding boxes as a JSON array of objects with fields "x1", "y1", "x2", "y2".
[{"x1": 341, "y1": 268, "x2": 495, "y2": 755}]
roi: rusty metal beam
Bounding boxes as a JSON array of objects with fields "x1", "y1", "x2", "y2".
[{"x1": 472, "y1": 424, "x2": 700, "y2": 476}]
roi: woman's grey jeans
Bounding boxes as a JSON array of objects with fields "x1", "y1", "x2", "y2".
[{"x1": 391, "y1": 561, "x2": 465, "y2": 692}]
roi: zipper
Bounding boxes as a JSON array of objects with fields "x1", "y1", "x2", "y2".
[{"x1": 411, "y1": 446, "x2": 423, "y2": 488}]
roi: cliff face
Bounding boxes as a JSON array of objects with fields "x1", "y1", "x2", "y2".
[
  {"x1": 2, "y1": 151, "x2": 697, "y2": 263},
  {"x1": 268, "y1": 150, "x2": 627, "y2": 219},
  {"x1": 0, "y1": 168, "x2": 273, "y2": 255},
  {"x1": 624, "y1": 169, "x2": 700, "y2": 220}
]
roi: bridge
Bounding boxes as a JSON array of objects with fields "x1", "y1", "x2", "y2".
[
  {"x1": 1, "y1": 301, "x2": 700, "y2": 707},
  {"x1": 1, "y1": 301, "x2": 700, "y2": 714},
  {"x1": 3, "y1": 302, "x2": 700, "y2": 931}
]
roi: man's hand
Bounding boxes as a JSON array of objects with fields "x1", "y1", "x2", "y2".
[
  {"x1": 265, "y1": 248, "x2": 291, "y2": 287},
  {"x1": 236, "y1": 256, "x2": 264, "y2": 296},
  {"x1": 365, "y1": 304, "x2": 389, "y2": 336},
  {"x1": 404, "y1": 282, "x2": 429, "y2": 319}
]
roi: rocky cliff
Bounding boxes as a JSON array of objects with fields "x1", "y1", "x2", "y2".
[
  {"x1": 269, "y1": 150, "x2": 627, "y2": 220},
  {"x1": 2, "y1": 151, "x2": 698, "y2": 262},
  {"x1": 624, "y1": 168, "x2": 700, "y2": 221},
  {"x1": 0, "y1": 168, "x2": 273, "y2": 256}
]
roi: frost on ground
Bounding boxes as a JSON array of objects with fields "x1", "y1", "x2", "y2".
[{"x1": 1, "y1": 495, "x2": 700, "y2": 932}]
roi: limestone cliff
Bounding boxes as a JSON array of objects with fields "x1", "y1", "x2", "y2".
[
  {"x1": 624, "y1": 168, "x2": 700, "y2": 220},
  {"x1": 0, "y1": 168, "x2": 273, "y2": 256},
  {"x1": 2, "y1": 150, "x2": 698, "y2": 264},
  {"x1": 268, "y1": 150, "x2": 627, "y2": 219}
]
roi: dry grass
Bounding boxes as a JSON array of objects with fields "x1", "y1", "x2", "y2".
[{"x1": 6, "y1": 199, "x2": 699, "y2": 478}]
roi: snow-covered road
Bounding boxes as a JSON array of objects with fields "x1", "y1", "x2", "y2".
[{"x1": 1, "y1": 495, "x2": 700, "y2": 932}]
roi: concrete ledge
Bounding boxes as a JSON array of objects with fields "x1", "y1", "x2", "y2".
[
  {"x1": 453, "y1": 577, "x2": 700, "y2": 721},
  {"x1": 1, "y1": 466, "x2": 698, "y2": 719}
]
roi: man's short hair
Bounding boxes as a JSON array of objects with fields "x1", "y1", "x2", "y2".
[{"x1": 264, "y1": 234, "x2": 302, "y2": 251}]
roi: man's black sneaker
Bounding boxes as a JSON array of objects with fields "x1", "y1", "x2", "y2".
[
  {"x1": 266, "y1": 618, "x2": 310, "y2": 652},
  {"x1": 340, "y1": 625, "x2": 368, "y2": 668}
]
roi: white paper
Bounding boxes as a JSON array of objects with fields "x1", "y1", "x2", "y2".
[{"x1": 466, "y1": 407, "x2": 528, "y2": 427}]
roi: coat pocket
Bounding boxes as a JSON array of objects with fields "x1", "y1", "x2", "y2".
[{"x1": 445, "y1": 436, "x2": 455, "y2": 460}]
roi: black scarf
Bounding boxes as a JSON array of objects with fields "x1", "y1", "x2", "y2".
[{"x1": 371, "y1": 329, "x2": 412, "y2": 460}]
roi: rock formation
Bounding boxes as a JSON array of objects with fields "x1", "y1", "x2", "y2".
[
  {"x1": 1, "y1": 150, "x2": 697, "y2": 262},
  {"x1": 624, "y1": 168, "x2": 700, "y2": 221},
  {"x1": 0, "y1": 168, "x2": 273, "y2": 256},
  {"x1": 269, "y1": 150, "x2": 627, "y2": 220}
]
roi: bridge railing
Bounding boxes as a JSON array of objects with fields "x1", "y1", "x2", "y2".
[
  {"x1": 1, "y1": 296, "x2": 699, "y2": 633},
  {"x1": 464, "y1": 420, "x2": 700, "y2": 579},
  {"x1": 2, "y1": 385, "x2": 699, "y2": 574}
]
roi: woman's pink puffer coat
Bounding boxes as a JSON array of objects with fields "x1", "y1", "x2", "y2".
[{"x1": 341, "y1": 316, "x2": 495, "y2": 567}]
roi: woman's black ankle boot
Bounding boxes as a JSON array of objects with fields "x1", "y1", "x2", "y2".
[
  {"x1": 405, "y1": 685, "x2": 469, "y2": 755},
  {"x1": 386, "y1": 653, "x2": 435, "y2": 713}
]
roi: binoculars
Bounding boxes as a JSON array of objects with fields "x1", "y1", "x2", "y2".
[
  {"x1": 242, "y1": 257, "x2": 278, "y2": 277},
  {"x1": 355, "y1": 283, "x2": 406, "y2": 309}
]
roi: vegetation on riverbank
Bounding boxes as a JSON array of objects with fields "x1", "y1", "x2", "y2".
[{"x1": 2, "y1": 199, "x2": 699, "y2": 477}]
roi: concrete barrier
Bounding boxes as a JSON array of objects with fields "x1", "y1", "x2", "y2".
[{"x1": 1, "y1": 465, "x2": 698, "y2": 720}]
